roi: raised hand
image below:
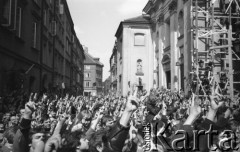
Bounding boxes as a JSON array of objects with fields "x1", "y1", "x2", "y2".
[
  {"x1": 24, "y1": 100, "x2": 36, "y2": 119},
  {"x1": 189, "y1": 93, "x2": 201, "y2": 117},
  {"x1": 42, "y1": 93, "x2": 47, "y2": 102},
  {"x1": 44, "y1": 114, "x2": 67, "y2": 152},
  {"x1": 33, "y1": 93, "x2": 38, "y2": 102},
  {"x1": 209, "y1": 85, "x2": 224, "y2": 111},
  {"x1": 29, "y1": 92, "x2": 34, "y2": 102},
  {"x1": 184, "y1": 93, "x2": 201, "y2": 125},
  {"x1": 125, "y1": 86, "x2": 139, "y2": 113},
  {"x1": 120, "y1": 86, "x2": 139, "y2": 127}
]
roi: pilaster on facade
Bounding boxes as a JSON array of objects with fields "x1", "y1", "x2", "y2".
[{"x1": 170, "y1": 13, "x2": 180, "y2": 90}]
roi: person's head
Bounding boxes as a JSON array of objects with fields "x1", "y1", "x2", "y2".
[
  {"x1": 15, "y1": 115, "x2": 20, "y2": 123},
  {"x1": 10, "y1": 116, "x2": 17, "y2": 126},
  {"x1": 92, "y1": 103, "x2": 104, "y2": 119},
  {"x1": 29, "y1": 128, "x2": 47, "y2": 151},
  {"x1": 101, "y1": 115, "x2": 114, "y2": 128},
  {"x1": 20, "y1": 109, "x2": 25, "y2": 117},
  {"x1": 3, "y1": 113, "x2": 10, "y2": 121},
  {"x1": 77, "y1": 110, "x2": 92, "y2": 128},
  {"x1": 2, "y1": 126, "x2": 18, "y2": 145},
  {"x1": 59, "y1": 132, "x2": 81, "y2": 152}
]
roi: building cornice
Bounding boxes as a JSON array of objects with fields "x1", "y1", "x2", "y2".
[
  {"x1": 168, "y1": 0, "x2": 178, "y2": 15},
  {"x1": 143, "y1": 0, "x2": 163, "y2": 15},
  {"x1": 157, "y1": 14, "x2": 164, "y2": 25}
]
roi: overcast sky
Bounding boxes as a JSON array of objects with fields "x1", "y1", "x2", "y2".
[{"x1": 67, "y1": 0, "x2": 149, "y2": 81}]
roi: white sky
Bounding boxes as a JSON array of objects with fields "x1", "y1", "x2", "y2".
[{"x1": 67, "y1": 0, "x2": 149, "y2": 81}]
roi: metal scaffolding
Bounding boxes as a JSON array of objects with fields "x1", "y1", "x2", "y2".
[{"x1": 191, "y1": 0, "x2": 240, "y2": 100}]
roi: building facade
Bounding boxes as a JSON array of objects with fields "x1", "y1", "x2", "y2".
[
  {"x1": 103, "y1": 76, "x2": 111, "y2": 95},
  {"x1": 84, "y1": 50, "x2": 104, "y2": 96},
  {"x1": 0, "y1": 0, "x2": 85, "y2": 95},
  {"x1": 109, "y1": 41, "x2": 118, "y2": 94},
  {"x1": 143, "y1": 0, "x2": 191, "y2": 91},
  {"x1": 112, "y1": 16, "x2": 154, "y2": 96},
  {"x1": 142, "y1": 0, "x2": 240, "y2": 95}
]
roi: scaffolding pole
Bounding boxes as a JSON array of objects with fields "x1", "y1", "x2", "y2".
[{"x1": 191, "y1": 0, "x2": 240, "y2": 100}]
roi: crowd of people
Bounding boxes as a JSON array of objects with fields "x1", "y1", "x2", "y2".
[{"x1": 0, "y1": 86, "x2": 240, "y2": 152}]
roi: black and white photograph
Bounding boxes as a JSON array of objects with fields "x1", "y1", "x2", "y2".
[{"x1": 0, "y1": 0, "x2": 240, "y2": 152}]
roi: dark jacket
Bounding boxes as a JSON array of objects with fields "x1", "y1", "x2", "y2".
[
  {"x1": 107, "y1": 120, "x2": 130, "y2": 152},
  {"x1": 13, "y1": 118, "x2": 31, "y2": 152},
  {"x1": 146, "y1": 97, "x2": 161, "y2": 123}
]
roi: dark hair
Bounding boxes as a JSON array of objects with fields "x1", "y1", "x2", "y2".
[
  {"x1": 101, "y1": 115, "x2": 113, "y2": 126},
  {"x1": 58, "y1": 132, "x2": 80, "y2": 152},
  {"x1": 29, "y1": 127, "x2": 47, "y2": 141},
  {"x1": 92, "y1": 103, "x2": 103, "y2": 115}
]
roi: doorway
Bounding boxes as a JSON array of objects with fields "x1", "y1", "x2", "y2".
[{"x1": 166, "y1": 71, "x2": 171, "y2": 89}]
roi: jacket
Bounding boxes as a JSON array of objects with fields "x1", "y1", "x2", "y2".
[
  {"x1": 13, "y1": 118, "x2": 31, "y2": 152},
  {"x1": 107, "y1": 120, "x2": 130, "y2": 152}
]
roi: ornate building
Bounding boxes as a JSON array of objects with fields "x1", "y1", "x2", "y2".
[{"x1": 143, "y1": 0, "x2": 192, "y2": 91}]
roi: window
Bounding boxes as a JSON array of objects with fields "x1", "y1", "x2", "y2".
[
  {"x1": 178, "y1": 11, "x2": 184, "y2": 36},
  {"x1": 1, "y1": 0, "x2": 12, "y2": 26},
  {"x1": 85, "y1": 65, "x2": 90, "y2": 70},
  {"x1": 43, "y1": 10, "x2": 47, "y2": 26},
  {"x1": 85, "y1": 81, "x2": 90, "y2": 87},
  {"x1": 85, "y1": 73, "x2": 90, "y2": 78},
  {"x1": 164, "y1": 22, "x2": 170, "y2": 47},
  {"x1": 1, "y1": 0, "x2": 17, "y2": 28},
  {"x1": 51, "y1": 21, "x2": 56, "y2": 36},
  {"x1": 134, "y1": 33, "x2": 145, "y2": 46},
  {"x1": 32, "y1": 22, "x2": 37, "y2": 48},
  {"x1": 16, "y1": 7, "x2": 22, "y2": 37}
]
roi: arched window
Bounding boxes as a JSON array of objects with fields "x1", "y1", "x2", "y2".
[
  {"x1": 134, "y1": 33, "x2": 145, "y2": 46},
  {"x1": 136, "y1": 59, "x2": 143, "y2": 74}
]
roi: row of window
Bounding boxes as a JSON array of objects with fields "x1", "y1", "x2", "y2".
[
  {"x1": 1, "y1": 0, "x2": 22, "y2": 37},
  {"x1": 85, "y1": 81, "x2": 102, "y2": 87},
  {"x1": 1, "y1": 0, "x2": 74, "y2": 49},
  {"x1": 85, "y1": 65, "x2": 91, "y2": 70},
  {"x1": 84, "y1": 73, "x2": 102, "y2": 78}
]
